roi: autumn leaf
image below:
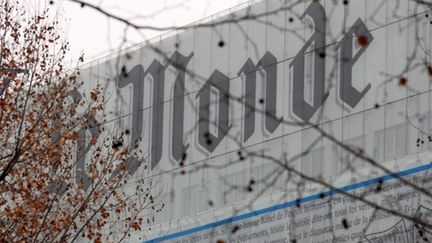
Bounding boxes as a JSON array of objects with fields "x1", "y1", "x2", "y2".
[
  {"x1": 91, "y1": 107, "x2": 98, "y2": 115},
  {"x1": 69, "y1": 131, "x2": 79, "y2": 140},
  {"x1": 357, "y1": 35, "x2": 368, "y2": 46},
  {"x1": 131, "y1": 222, "x2": 141, "y2": 231},
  {"x1": 399, "y1": 77, "x2": 408, "y2": 86},
  {"x1": 90, "y1": 91, "x2": 98, "y2": 101},
  {"x1": 101, "y1": 211, "x2": 110, "y2": 219},
  {"x1": 90, "y1": 136, "x2": 97, "y2": 145},
  {"x1": 0, "y1": 101, "x2": 7, "y2": 109},
  {"x1": 119, "y1": 161, "x2": 126, "y2": 170},
  {"x1": 0, "y1": 199, "x2": 6, "y2": 206}
]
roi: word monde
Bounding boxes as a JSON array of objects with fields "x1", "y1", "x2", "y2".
[{"x1": 103, "y1": 2, "x2": 373, "y2": 178}]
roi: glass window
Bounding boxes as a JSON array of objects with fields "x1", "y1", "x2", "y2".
[
  {"x1": 373, "y1": 123, "x2": 407, "y2": 163},
  {"x1": 303, "y1": 147, "x2": 323, "y2": 177},
  {"x1": 224, "y1": 170, "x2": 246, "y2": 204},
  {"x1": 344, "y1": 135, "x2": 365, "y2": 169},
  {"x1": 181, "y1": 183, "x2": 209, "y2": 216}
]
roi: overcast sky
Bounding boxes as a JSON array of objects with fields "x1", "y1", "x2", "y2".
[{"x1": 31, "y1": 0, "x2": 249, "y2": 65}]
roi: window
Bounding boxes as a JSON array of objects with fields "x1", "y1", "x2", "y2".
[
  {"x1": 344, "y1": 135, "x2": 365, "y2": 169},
  {"x1": 252, "y1": 163, "x2": 286, "y2": 194},
  {"x1": 181, "y1": 183, "x2": 209, "y2": 216},
  {"x1": 302, "y1": 147, "x2": 323, "y2": 177},
  {"x1": 224, "y1": 170, "x2": 246, "y2": 204},
  {"x1": 373, "y1": 123, "x2": 407, "y2": 162}
]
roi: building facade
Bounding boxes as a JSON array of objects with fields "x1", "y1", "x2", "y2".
[{"x1": 77, "y1": 0, "x2": 432, "y2": 242}]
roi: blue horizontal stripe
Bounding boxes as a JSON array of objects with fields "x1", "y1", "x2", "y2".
[{"x1": 144, "y1": 163, "x2": 432, "y2": 242}]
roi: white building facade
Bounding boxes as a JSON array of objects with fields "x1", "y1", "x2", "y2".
[{"x1": 77, "y1": 0, "x2": 432, "y2": 242}]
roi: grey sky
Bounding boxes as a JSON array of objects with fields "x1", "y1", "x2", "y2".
[{"x1": 46, "y1": 0, "x2": 248, "y2": 64}]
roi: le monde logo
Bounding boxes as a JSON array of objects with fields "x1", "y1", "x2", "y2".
[{"x1": 75, "y1": 2, "x2": 374, "y2": 190}]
